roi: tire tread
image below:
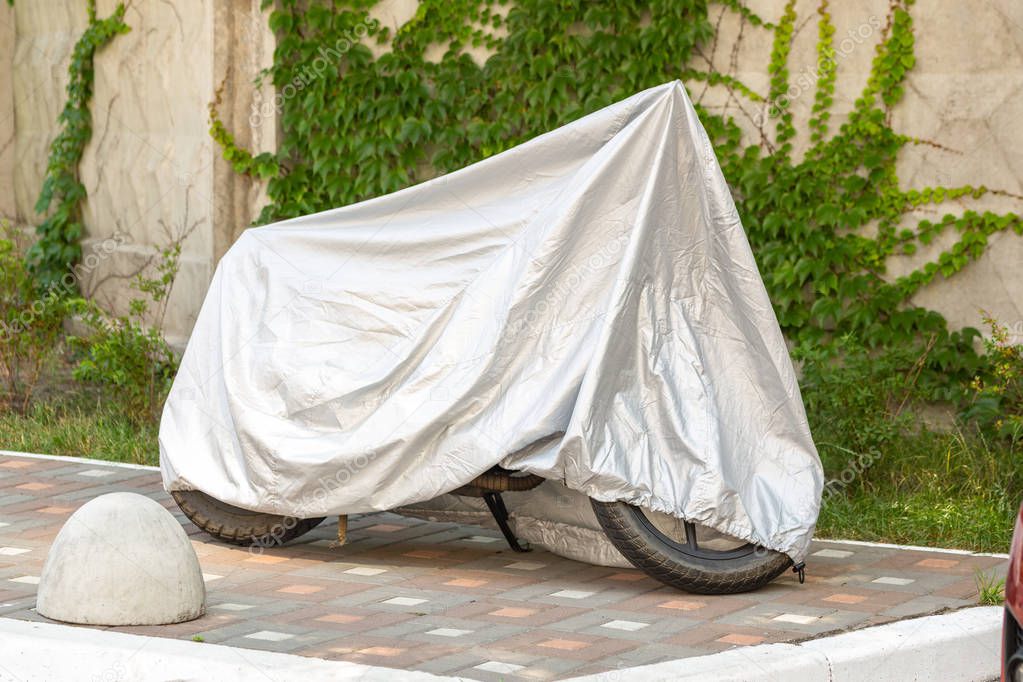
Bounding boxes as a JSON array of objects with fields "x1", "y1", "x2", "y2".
[
  {"x1": 591, "y1": 500, "x2": 791, "y2": 594},
  {"x1": 171, "y1": 490, "x2": 324, "y2": 547}
]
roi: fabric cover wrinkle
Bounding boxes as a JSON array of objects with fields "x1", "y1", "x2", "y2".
[{"x1": 160, "y1": 81, "x2": 823, "y2": 561}]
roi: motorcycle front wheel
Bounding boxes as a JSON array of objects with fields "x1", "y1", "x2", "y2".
[{"x1": 591, "y1": 500, "x2": 792, "y2": 594}]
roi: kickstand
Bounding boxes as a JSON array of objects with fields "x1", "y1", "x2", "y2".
[{"x1": 482, "y1": 492, "x2": 531, "y2": 552}]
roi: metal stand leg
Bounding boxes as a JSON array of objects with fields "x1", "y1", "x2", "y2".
[{"x1": 482, "y1": 492, "x2": 531, "y2": 552}]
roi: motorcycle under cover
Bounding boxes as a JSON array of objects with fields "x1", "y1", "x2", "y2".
[{"x1": 160, "y1": 81, "x2": 824, "y2": 561}]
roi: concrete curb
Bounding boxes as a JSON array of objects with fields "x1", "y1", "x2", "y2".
[
  {"x1": 0, "y1": 449, "x2": 157, "y2": 470},
  {"x1": 562, "y1": 606, "x2": 1002, "y2": 681},
  {"x1": 0, "y1": 607, "x2": 1001, "y2": 681},
  {"x1": 815, "y1": 537, "x2": 1009, "y2": 559},
  {"x1": 0, "y1": 617, "x2": 464, "y2": 681}
]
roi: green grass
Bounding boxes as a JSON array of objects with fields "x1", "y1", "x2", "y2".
[
  {"x1": 0, "y1": 345, "x2": 159, "y2": 466},
  {"x1": 976, "y1": 569, "x2": 1007, "y2": 606},
  {"x1": 0, "y1": 392, "x2": 158, "y2": 466},
  {"x1": 798, "y1": 338, "x2": 1021, "y2": 554},
  {"x1": 818, "y1": 489, "x2": 1015, "y2": 552},
  {"x1": 814, "y1": 425, "x2": 1020, "y2": 553}
]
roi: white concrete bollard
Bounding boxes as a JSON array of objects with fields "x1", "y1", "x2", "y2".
[{"x1": 36, "y1": 492, "x2": 206, "y2": 625}]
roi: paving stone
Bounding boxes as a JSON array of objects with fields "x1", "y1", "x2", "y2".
[
  {"x1": 613, "y1": 642, "x2": 707, "y2": 666},
  {"x1": 716, "y1": 601, "x2": 872, "y2": 634},
  {"x1": 543, "y1": 608, "x2": 700, "y2": 641},
  {"x1": 0, "y1": 452, "x2": 1008, "y2": 680},
  {"x1": 412, "y1": 651, "x2": 495, "y2": 675},
  {"x1": 881, "y1": 594, "x2": 974, "y2": 618}
]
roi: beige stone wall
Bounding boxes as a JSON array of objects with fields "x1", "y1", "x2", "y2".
[
  {"x1": 1, "y1": 0, "x2": 274, "y2": 346},
  {"x1": 9, "y1": 2, "x2": 89, "y2": 227},
  {"x1": 699, "y1": 0, "x2": 1023, "y2": 339},
  {"x1": 1, "y1": 0, "x2": 1021, "y2": 344},
  {"x1": 0, "y1": 2, "x2": 16, "y2": 220}
]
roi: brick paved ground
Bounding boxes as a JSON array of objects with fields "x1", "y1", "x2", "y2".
[{"x1": 0, "y1": 453, "x2": 1008, "y2": 680}]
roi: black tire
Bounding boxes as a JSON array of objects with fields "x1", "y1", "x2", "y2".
[
  {"x1": 1005, "y1": 608, "x2": 1023, "y2": 682},
  {"x1": 591, "y1": 499, "x2": 792, "y2": 594},
  {"x1": 171, "y1": 489, "x2": 325, "y2": 547}
]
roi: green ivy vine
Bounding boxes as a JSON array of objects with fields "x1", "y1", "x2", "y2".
[
  {"x1": 718, "y1": 0, "x2": 1022, "y2": 393},
  {"x1": 29, "y1": 0, "x2": 129, "y2": 288},
  {"x1": 213, "y1": 0, "x2": 1022, "y2": 393}
]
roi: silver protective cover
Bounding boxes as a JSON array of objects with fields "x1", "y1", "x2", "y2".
[{"x1": 160, "y1": 81, "x2": 823, "y2": 561}]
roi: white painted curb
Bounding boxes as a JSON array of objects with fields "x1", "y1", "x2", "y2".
[
  {"x1": 0, "y1": 608, "x2": 1001, "y2": 682},
  {"x1": 563, "y1": 606, "x2": 1003, "y2": 681},
  {"x1": 815, "y1": 537, "x2": 1009, "y2": 559},
  {"x1": 0, "y1": 617, "x2": 464, "y2": 681},
  {"x1": 0, "y1": 449, "x2": 157, "y2": 471},
  {"x1": 802, "y1": 606, "x2": 1001, "y2": 682}
]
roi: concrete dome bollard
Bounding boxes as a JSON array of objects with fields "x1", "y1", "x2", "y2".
[{"x1": 36, "y1": 492, "x2": 206, "y2": 625}]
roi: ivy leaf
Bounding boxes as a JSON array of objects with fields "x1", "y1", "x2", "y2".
[{"x1": 815, "y1": 203, "x2": 840, "y2": 225}]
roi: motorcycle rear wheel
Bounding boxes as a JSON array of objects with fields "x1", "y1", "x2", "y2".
[
  {"x1": 171, "y1": 489, "x2": 325, "y2": 548},
  {"x1": 591, "y1": 500, "x2": 792, "y2": 594}
]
